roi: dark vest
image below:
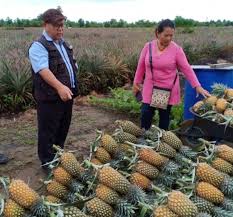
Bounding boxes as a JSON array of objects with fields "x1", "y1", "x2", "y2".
[{"x1": 30, "y1": 35, "x2": 78, "y2": 102}]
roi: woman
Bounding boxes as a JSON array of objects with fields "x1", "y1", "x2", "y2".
[{"x1": 133, "y1": 19, "x2": 210, "y2": 130}]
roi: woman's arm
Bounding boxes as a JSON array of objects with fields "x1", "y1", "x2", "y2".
[
  {"x1": 176, "y1": 46, "x2": 200, "y2": 88},
  {"x1": 133, "y1": 43, "x2": 148, "y2": 94},
  {"x1": 176, "y1": 46, "x2": 210, "y2": 97}
]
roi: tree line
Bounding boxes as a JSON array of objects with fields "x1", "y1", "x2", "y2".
[{"x1": 0, "y1": 16, "x2": 232, "y2": 28}]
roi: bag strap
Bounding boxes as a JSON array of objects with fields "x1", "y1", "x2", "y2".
[
  {"x1": 149, "y1": 41, "x2": 154, "y2": 80},
  {"x1": 149, "y1": 41, "x2": 178, "y2": 88}
]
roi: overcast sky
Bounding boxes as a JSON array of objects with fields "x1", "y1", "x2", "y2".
[{"x1": 0, "y1": 0, "x2": 232, "y2": 22}]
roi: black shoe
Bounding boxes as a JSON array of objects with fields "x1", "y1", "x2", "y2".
[{"x1": 0, "y1": 154, "x2": 9, "y2": 164}]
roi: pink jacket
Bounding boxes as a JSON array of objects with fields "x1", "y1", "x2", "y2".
[{"x1": 133, "y1": 40, "x2": 200, "y2": 105}]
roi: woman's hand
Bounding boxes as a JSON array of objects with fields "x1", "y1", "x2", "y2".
[
  {"x1": 133, "y1": 84, "x2": 142, "y2": 95},
  {"x1": 196, "y1": 86, "x2": 211, "y2": 98}
]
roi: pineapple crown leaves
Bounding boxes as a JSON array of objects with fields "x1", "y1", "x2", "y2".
[
  {"x1": 0, "y1": 196, "x2": 4, "y2": 216},
  {"x1": 115, "y1": 200, "x2": 137, "y2": 217},
  {"x1": 126, "y1": 185, "x2": 148, "y2": 205},
  {"x1": 211, "y1": 83, "x2": 228, "y2": 97},
  {"x1": 0, "y1": 176, "x2": 10, "y2": 197}
]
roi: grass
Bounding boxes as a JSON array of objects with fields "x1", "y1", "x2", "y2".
[{"x1": 90, "y1": 88, "x2": 184, "y2": 129}]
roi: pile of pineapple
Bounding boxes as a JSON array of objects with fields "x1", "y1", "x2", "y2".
[
  {"x1": 1, "y1": 120, "x2": 233, "y2": 217},
  {"x1": 193, "y1": 83, "x2": 233, "y2": 126}
]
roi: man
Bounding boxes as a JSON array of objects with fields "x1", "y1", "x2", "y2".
[{"x1": 29, "y1": 9, "x2": 78, "y2": 170}]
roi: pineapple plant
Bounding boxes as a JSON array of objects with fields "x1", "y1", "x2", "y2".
[
  {"x1": 211, "y1": 157, "x2": 233, "y2": 175},
  {"x1": 95, "y1": 147, "x2": 111, "y2": 164},
  {"x1": 153, "y1": 205, "x2": 178, "y2": 217},
  {"x1": 8, "y1": 179, "x2": 40, "y2": 209},
  {"x1": 45, "y1": 195, "x2": 63, "y2": 204},
  {"x1": 216, "y1": 144, "x2": 233, "y2": 164},
  {"x1": 96, "y1": 184, "x2": 120, "y2": 205},
  {"x1": 98, "y1": 166, "x2": 131, "y2": 194},
  {"x1": 115, "y1": 120, "x2": 143, "y2": 137},
  {"x1": 85, "y1": 197, "x2": 114, "y2": 217},
  {"x1": 196, "y1": 182, "x2": 224, "y2": 204},
  {"x1": 135, "y1": 161, "x2": 159, "y2": 179},
  {"x1": 196, "y1": 163, "x2": 224, "y2": 187},
  {"x1": 60, "y1": 152, "x2": 84, "y2": 177},
  {"x1": 63, "y1": 206, "x2": 89, "y2": 217},
  {"x1": 46, "y1": 180, "x2": 69, "y2": 200},
  {"x1": 161, "y1": 130, "x2": 182, "y2": 150},
  {"x1": 53, "y1": 166, "x2": 73, "y2": 186},
  {"x1": 3, "y1": 199, "x2": 25, "y2": 217},
  {"x1": 101, "y1": 134, "x2": 118, "y2": 155},
  {"x1": 167, "y1": 191, "x2": 198, "y2": 217},
  {"x1": 138, "y1": 148, "x2": 169, "y2": 168}
]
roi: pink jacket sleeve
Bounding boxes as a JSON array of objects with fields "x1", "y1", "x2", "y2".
[
  {"x1": 176, "y1": 46, "x2": 201, "y2": 88},
  {"x1": 133, "y1": 43, "x2": 148, "y2": 84}
]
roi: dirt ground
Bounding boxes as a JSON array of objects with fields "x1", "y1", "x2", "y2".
[{"x1": 0, "y1": 100, "x2": 136, "y2": 191}]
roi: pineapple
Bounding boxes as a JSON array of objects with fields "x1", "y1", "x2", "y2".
[
  {"x1": 95, "y1": 147, "x2": 111, "y2": 164},
  {"x1": 205, "y1": 95, "x2": 218, "y2": 105},
  {"x1": 8, "y1": 179, "x2": 40, "y2": 209},
  {"x1": 196, "y1": 163, "x2": 224, "y2": 187},
  {"x1": 101, "y1": 134, "x2": 118, "y2": 154},
  {"x1": 155, "y1": 141, "x2": 177, "y2": 158},
  {"x1": 168, "y1": 191, "x2": 198, "y2": 217},
  {"x1": 3, "y1": 199, "x2": 25, "y2": 217},
  {"x1": 224, "y1": 108, "x2": 233, "y2": 116},
  {"x1": 45, "y1": 195, "x2": 63, "y2": 204},
  {"x1": 85, "y1": 197, "x2": 114, "y2": 217},
  {"x1": 96, "y1": 184, "x2": 120, "y2": 205},
  {"x1": 60, "y1": 152, "x2": 84, "y2": 177},
  {"x1": 114, "y1": 131, "x2": 137, "y2": 143},
  {"x1": 213, "y1": 206, "x2": 233, "y2": 217},
  {"x1": 211, "y1": 157, "x2": 233, "y2": 175},
  {"x1": 193, "y1": 101, "x2": 204, "y2": 113},
  {"x1": 98, "y1": 166, "x2": 131, "y2": 194},
  {"x1": 138, "y1": 148, "x2": 169, "y2": 168},
  {"x1": 191, "y1": 196, "x2": 214, "y2": 214},
  {"x1": 90, "y1": 158, "x2": 102, "y2": 165},
  {"x1": 115, "y1": 120, "x2": 143, "y2": 137},
  {"x1": 196, "y1": 182, "x2": 224, "y2": 204},
  {"x1": 53, "y1": 166, "x2": 73, "y2": 186},
  {"x1": 46, "y1": 180, "x2": 69, "y2": 200},
  {"x1": 211, "y1": 83, "x2": 228, "y2": 98},
  {"x1": 196, "y1": 213, "x2": 212, "y2": 217},
  {"x1": 153, "y1": 205, "x2": 178, "y2": 217},
  {"x1": 196, "y1": 102, "x2": 213, "y2": 115},
  {"x1": 130, "y1": 172, "x2": 151, "y2": 190},
  {"x1": 119, "y1": 143, "x2": 134, "y2": 154},
  {"x1": 63, "y1": 206, "x2": 89, "y2": 217},
  {"x1": 161, "y1": 131, "x2": 182, "y2": 150},
  {"x1": 216, "y1": 98, "x2": 228, "y2": 113},
  {"x1": 216, "y1": 144, "x2": 233, "y2": 164},
  {"x1": 135, "y1": 161, "x2": 159, "y2": 179},
  {"x1": 225, "y1": 88, "x2": 233, "y2": 100}
]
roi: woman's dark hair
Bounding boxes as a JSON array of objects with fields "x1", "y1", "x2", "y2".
[{"x1": 156, "y1": 19, "x2": 175, "y2": 34}]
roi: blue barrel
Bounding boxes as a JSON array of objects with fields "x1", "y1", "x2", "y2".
[{"x1": 184, "y1": 65, "x2": 233, "y2": 120}]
